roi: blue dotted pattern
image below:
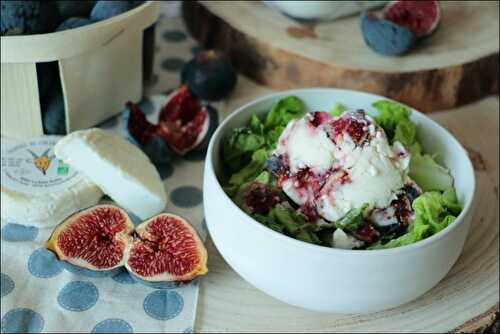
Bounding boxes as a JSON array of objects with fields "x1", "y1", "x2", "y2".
[
  {"x1": 57, "y1": 281, "x2": 99, "y2": 312},
  {"x1": 1, "y1": 224, "x2": 38, "y2": 242},
  {"x1": 170, "y1": 186, "x2": 203, "y2": 208},
  {"x1": 111, "y1": 268, "x2": 137, "y2": 285},
  {"x1": 1, "y1": 308, "x2": 44, "y2": 333},
  {"x1": 161, "y1": 58, "x2": 186, "y2": 72},
  {"x1": 91, "y1": 318, "x2": 133, "y2": 333},
  {"x1": 62, "y1": 262, "x2": 120, "y2": 278},
  {"x1": 130, "y1": 273, "x2": 181, "y2": 290},
  {"x1": 1, "y1": 273, "x2": 15, "y2": 297},
  {"x1": 28, "y1": 248, "x2": 63, "y2": 278},
  {"x1": 2, "y1": 21, "x2": 208, "y2": 332},
  {"x1": 162, "y1": 30, "x2": 187, "y2": 42},
  {"x1": 143, "y1": 290, "x2": 184, "y2": 320}
]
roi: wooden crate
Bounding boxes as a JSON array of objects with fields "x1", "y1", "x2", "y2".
[{"x1": 0, "y1": 1, "x2": 160, "y2": 138}]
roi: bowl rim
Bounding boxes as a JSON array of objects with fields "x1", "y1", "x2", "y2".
[{"x1": 206, "y1": 87, "x2": 476, "y2": 256}]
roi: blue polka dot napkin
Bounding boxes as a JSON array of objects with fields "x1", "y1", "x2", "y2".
[
  {"x1": 1, "y1": 15, "x2": 215, "y2": 333},
  {"x1": 1, "y1": 93, "x2": 217, "y2": 333}
]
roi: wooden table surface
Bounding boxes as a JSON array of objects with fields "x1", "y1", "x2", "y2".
[
  {"x1": 146, "y1": 14, "x2": 499, "y2": 332},
  {"x1": 195, "y1": 77, "x2": 499, "y2": 333}
]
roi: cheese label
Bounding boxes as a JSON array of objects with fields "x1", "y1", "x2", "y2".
[{"x1": 1, "y1": 136, "x2": 83, "y2": 194}]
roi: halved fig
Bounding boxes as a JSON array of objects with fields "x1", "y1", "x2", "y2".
[
  {"x1": 157, "y1": 86, "x2": 209, "y2": 155},
  {"x1": 47, "y1": 205, "x2": 134, "y2": 272},
  {"x1": 125, "y1": 213, "x2": 208, "y2": 283},
  {"x1": 126, "y1": 86, "x2": 210, "y2": 156},
  {"x1": 383, "y1": 0, "x2": 441, "y2": 38}
]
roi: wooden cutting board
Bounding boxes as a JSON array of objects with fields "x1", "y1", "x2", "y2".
[{"x1": 182, "y1": 1, "x2": 499, "y2": 112}]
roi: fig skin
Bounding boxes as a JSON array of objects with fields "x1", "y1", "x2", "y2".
[
  {"x1": 360, "y1": 13, "x2": 416, "y2": 56},
  {"x1": 181, "y1": 50, "x2": 237, "y2": 101},
  {"x1": 184, "y1": 104, "x2": 218, "y2": 156}
]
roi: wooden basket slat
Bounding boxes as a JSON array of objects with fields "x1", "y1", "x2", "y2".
[
  {"x1": 1, "y1": 63, "x2": 43, "y2": 137},
  {"x1": 60, "y1": 29, "x2": 143, "y2": 131}
]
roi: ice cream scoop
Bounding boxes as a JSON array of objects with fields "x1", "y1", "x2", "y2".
[{"x1": 270, "y1": 110, "x2": 411, "y2": 222}]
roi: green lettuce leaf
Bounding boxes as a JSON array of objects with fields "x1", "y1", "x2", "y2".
[
  {"x1": 330, "y1": 103, "x2": 347, "y2": 117},
  {"x1": 264, "y1": 96, "x2": 305, "y2": 131},
  {"x1": 393, "y1": 118, "x2": 417, "y2": 146},
  {"x1": 368, "y1": 188, "x2": 461, "y2": 250},
  {"x1": 334, "y1": 204, "x2": 368, "y2": 232},
  {"x1": 409, "y1": 152, "x2": 453, "y2": 191},
  {"x1": 223, "y1": 96, "x2": 305, "y2": 173},
  {"x1": 223, "y1": 127, "x2": 266, "y2": 171},
  {"x1": 372, "y1": 100, "x2": 412, "y2": 140},
  {"x1": 228, "y1": 148, "x2": 269, "y2": 187}
]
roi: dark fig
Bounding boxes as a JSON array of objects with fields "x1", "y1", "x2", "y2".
[
  {"x1": 142, "y1": 136, "x2": 173, "y2": 165},
  {"x1": 36, "y1": 62, "x2": 57, "y2": 101},
  {"x1": 360, "y1": 13, "x2": 415, "y2": 56},
  {"x1": 181, "y1": 50, "x2": 237, "y2": 101},
  {"x1": 56, "y1": 1, "x2": 95, "y2": 20},
  {"x1": 383, "y1": 0, "x2": 441, "y2": 38},
  {"x1": 42, "y1": 88, "x2": 66, "y2": 135},
  {"x1": 1, "y1": 1, "x2": 60, "y2": 35},
  {"x1": 90, "y1": 0, "x2": 132, "y2": 22},
  {"x1": 56, "y1": 17, "x2": 93, "y2": 31}
]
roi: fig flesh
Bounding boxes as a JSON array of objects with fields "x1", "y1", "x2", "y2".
[
  {"x1": 127, "y1": 86, "x2": 211, "y2": 156},
  {"x1": 47, "y1": 205, "x2": 208, "y2": 284},
  {"x1": 47, "y1": 204, "x2": 134, "y2": 271},
  {"x1": 125, "y1": 213, "x2": 208, "y2": 282},
  {"x1": 383, "y1": 0, "x2": 441, "y2": 38}
]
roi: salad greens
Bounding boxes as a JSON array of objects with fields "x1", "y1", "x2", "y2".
[{"x1": 222, "y1": 96, "x2": 462, "y2": 250}]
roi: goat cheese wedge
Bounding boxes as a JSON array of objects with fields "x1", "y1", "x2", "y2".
[{"x1": 54, "y1": 128, "x2": 167, "y2": 220}]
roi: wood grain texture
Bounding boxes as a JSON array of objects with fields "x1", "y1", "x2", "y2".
[
  {"x1": 0, "y1": 63, "x2": 43, "y2": 138},
  {"x1": 182, "y1": 1, "x2": 499, "y2": 112},
  {"x1": 195, "y1": 77, "x2": 499, "y2": 332}
]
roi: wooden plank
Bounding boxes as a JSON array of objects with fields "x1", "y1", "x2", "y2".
[
  {"x1": 0, "y1": 63, "x2": 43, "y2": 138},
  {"x1": 182, "y1": 1, "x2": 499, "y2": 112}
]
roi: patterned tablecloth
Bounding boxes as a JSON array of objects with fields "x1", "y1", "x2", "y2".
[{"x1": 1, "y1": 13, "x2": 216, "y2": 334}]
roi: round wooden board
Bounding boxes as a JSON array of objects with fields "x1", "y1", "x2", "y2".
[
  {"x1": 194, "y1": 77, "x2": 499, "y2": 332},
  {"x1": 182, "y1": 1, "x2": 499, "y2": 112}
]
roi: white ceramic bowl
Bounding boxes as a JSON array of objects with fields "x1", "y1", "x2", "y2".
[
  {"x1": 267, "y1": 1, "x2": 387, "y2": 21},
  {"x1": 203, "y1": 88, "x2": 475, "y2": 313}
]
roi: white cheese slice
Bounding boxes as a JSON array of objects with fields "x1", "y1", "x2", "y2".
[{"x1": 54, "y1": 128, "x2": 167, "y2": 220}]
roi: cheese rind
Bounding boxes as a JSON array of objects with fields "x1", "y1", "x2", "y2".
[
  {"x1": 54, "y1": 128, "x2": 167, "y2": 220},
  {"x1": 1, "y1": 179, "x2": 103, "y2": 227}
]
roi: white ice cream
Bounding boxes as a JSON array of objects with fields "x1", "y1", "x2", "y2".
[{"x1": 272, "y1": 111, "x2": 410, "y2": 222}]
